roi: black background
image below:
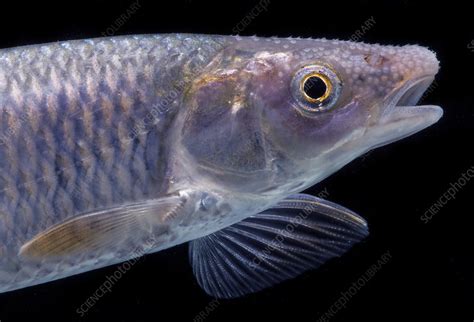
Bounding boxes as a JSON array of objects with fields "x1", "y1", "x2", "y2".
[{"x1": 0, "y1": 1, "x2": 472, "y2": 321}]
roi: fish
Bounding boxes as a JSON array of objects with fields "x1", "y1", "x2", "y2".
[{"x1": 0, "y1": 34, "x2": 442, "y2": 298}]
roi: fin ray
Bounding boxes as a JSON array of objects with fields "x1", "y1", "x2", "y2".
[
  {"x1": 19, "y1": 196, "x2": 182, "y2": 259},
  {"x1": 189, "y1": 193, "x2": 369, "y2": 298}
]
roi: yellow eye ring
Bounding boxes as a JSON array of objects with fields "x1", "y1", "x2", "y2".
[
  {"x1": 300, "y1": 72, "x2": 333, "y2": 104},
  {"x1": 291, "y1": 64, "x2": 342, "y2": 113}
]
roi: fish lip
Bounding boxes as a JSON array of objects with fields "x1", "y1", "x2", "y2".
[
  {"x1": 378, "y1": 75, "x2": 443, "y2": 125},
  {"x1": 383, "y1": 75, "x2": 436, "y2": 112},
  {"x1": 394, "y1": 76, "x2": 435, "y2": 107},
  {"x1": 360, "y1": 75, "x2": 443, "y2": 149}
]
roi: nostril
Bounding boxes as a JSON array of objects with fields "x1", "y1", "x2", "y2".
[{"x1": 364, "y1": 53, "x2": 389, "y2": 67}]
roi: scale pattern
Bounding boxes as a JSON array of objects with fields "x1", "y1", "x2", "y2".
[{"x1": 0, "y1": 34, "x2": 225, "y2": 291}]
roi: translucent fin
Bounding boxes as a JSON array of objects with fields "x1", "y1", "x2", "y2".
[
  {"x1": 189, "y1": 193, "x2": 369, "y2": 298},
  {"x1": 19, "y1": 196, "x2": 182, "y2": 259}
]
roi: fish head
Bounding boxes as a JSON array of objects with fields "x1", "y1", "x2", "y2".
[{"x1": 180, "y1": 37, "x2": 443, "y2": 194}]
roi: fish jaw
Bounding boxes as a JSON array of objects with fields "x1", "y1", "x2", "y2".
[
  {"x1": 361, "y1": 76, "x2": 443, "y2": 150},
  {"x1": 351, "y1": 45, "x2": 443, "y2": 152}
]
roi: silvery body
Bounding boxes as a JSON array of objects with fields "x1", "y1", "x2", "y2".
[{"x1": 0, "y1": 34, "x2": 442, "y2": 297}]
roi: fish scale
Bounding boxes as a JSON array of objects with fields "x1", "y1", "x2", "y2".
[
  {"x1": 0, "y1": 34, "x2": 442, "y2": 297},
  {"x1": 0, "y1": 34, "x2": 225, "y2": 289}
]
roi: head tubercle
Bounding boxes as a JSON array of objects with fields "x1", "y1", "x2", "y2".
[
  {"x1": 178, "y1": 35, "x2": 441, "y2": 194},
  {"x1": 223, "y1": 35, "x2": 439, "y2": 93}
]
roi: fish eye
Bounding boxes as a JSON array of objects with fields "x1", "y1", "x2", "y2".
[
  {"x1": 302, "y1": 73, "x2": 331, "y2": 102},
  {"x1": 291, "y1": 64, "x2": 342, "y2": 113}
]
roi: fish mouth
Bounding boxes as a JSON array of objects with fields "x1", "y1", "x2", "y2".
[
  {"x1": 384, "y1": 76, "x2": 437, "y2": 110},
  {"x1": 364, "y1": 75, "x2": 443, "y2": 149}
]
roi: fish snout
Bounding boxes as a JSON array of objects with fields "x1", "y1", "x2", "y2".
[
  {"x1": 369, "y1": 45, "x2": 441, "y2": 120},
  {"x1": 357, "y1": 45, "x2": 443, "y2": 149}
]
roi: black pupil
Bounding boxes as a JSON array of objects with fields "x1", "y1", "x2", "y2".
[{"x1": 303, "y1": 76, "x2": 327, "y2": 100}]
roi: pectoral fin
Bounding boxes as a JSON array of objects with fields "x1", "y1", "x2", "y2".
[
  {"x1": 19, "y1": 196, "x2": 183, "y2": 259},
  {"x1": 189, "y1": 193, "x2": 369, "y2": 299}
]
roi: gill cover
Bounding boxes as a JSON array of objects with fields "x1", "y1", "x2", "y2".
[{"x1": 180, "y1": 58, "x2": 274, "y2": 188}]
